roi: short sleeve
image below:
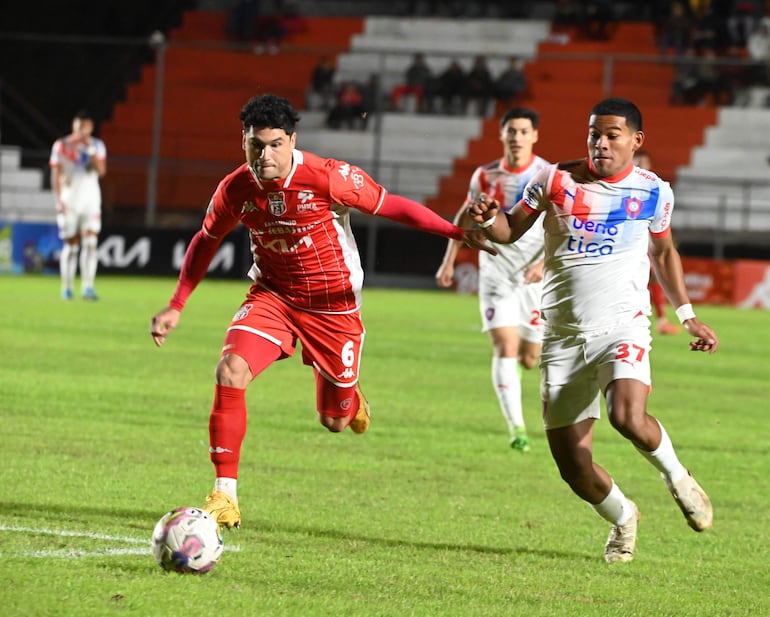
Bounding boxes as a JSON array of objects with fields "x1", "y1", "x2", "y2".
[
  {"x1": 521, "y1": 165, "x2": 553, "y2": 213},
  {"x1": 326, "y1": 159, "x2": 386, "y2": 214},
  {"x1": 650, "y1": 179, "x2": 675, "y2": 236}
]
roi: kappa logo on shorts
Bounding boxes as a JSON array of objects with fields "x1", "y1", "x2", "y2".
[
  {"x1": 232, "y1": 303, "x2": 253, "y2": 322},
  {"x1": 337, "y1": 368, "x2": 355, "y2": 379}
]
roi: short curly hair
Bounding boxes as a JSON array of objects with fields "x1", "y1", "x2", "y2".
[
  {"x1": 590, "y1": 98, "x2": 642, "y2": 131},
  {"x1": 239, "y1": 94, "x2": 301, "y2": 134}
]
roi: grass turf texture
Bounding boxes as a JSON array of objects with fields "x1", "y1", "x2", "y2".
[{"x1": 1, "y1": 274, "x2": 768, "y2": 616}]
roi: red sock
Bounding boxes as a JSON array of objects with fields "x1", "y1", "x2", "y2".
[
  {"x1": 649, "y1": 282, "x2": 666, "y2": 319},
  {"x1": 209, "y1": 384, "x2": 247, "y2": 479}
]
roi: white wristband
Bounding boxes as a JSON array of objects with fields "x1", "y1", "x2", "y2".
[
  {"x1": 478, "y1": 215, "x2": 496, "y2": 229},
  {"x1": 675, "y1": 303, "x2": 696, "y2": 323}
]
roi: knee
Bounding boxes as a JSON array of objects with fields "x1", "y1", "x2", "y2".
[
  {"x1": 556, "y1": 461, "x2": 592, "y2": 492},
  {"x1": 519, "y1": 351, "x2": 539, "y2": 370},
  {"x1": 608, "y1": 402, "x2": 648, "y2": 438},
  {"x1": 215, "y1": 354, "x2": 252, "y2": 388},
  {"x1": 318, "y1": 414, "x2": 346, "y2": 432}
]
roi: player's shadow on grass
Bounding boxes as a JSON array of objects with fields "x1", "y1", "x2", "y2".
[
  {"x1": 248, "y1": 519, "x2": 595, "y2": 562},
  {"x1": 1, "y1": 501, "x2": 593, "y2": 562}
]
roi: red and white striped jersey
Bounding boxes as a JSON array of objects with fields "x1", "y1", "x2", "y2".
[{"x1": 203, "y1": 149, "x2": 387, "y2": 314}]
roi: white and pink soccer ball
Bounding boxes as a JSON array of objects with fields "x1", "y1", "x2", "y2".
[{"x1": 151, "y1": 506, "x2": 223, "y2": 573}]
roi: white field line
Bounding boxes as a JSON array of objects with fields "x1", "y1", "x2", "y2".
[{"x1": 0, "y1": 523, "x2": 240, "y2": 559}]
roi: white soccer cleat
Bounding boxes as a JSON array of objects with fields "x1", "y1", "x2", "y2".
[
  {"x1": 662, "y1": 471, "x2": 713, "y2": 532},
  {"x1": 604, "y1": 500, "x2": 641, "y2": 564}
]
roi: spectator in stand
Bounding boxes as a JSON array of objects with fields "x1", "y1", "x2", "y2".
[
  {"x1": 581, "y1": 0, "x2": 615, "y2": 40},
  {"x1": 253, "y1": 11, "x2": 287, "y2": 54},
  {"x1": 690, "y1": 3, "x2": 727, "y2": 53},
  {"x1": 307, "y1": 56, "x2": 336, "y2": 111},
  {"x1": 435, "y1": 59, "x2": 468, "y2": 114},
  {"x1": 670, "y1": 46, "x2": 704, "y2": 104},
  {"x1": 226, "y1": 0, "x2": 261, "y2": 43},
  {"x1": 359, "y1": 74, "x2": 381, "y2": 127},
  {"x1": 727, "y1": 0, "x2": 761, "y2": 49},
  {"x1": 747, "y1": 14, "x2": 770, "y2": 87},
  {"x1": 658, "y1": 1, "x2": 695, "y2": 56},
  {"x1": 695, "y1": 47, "x2": 736, "y2": 105},
  {"x1": 467, "y1": 55, "x2": 494, "y2": 116},
  {"x1": 493, "y1": 57, "x2": 528, "y2": 109},
  {"x1": 391, "y1": 53, "x2": 434, "y2": 112},
  {"x1": 326, "y1": 82, "x2": 366, "y2": 130}
]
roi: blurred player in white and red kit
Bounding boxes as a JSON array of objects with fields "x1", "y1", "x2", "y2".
[
  {"x1": 436, "y1": 107, "x2": 548, "y2": 452},
  {"x1": 469, "y1": 98, "x2": 718, "y2": 563},
  {"x1": 150, "y1": 94, "x2": 493, "y2": 529},
  {"x1": 50, "y1": 110, "x2": 107, "y2": 301}
]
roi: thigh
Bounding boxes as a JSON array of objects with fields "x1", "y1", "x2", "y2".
[
  {"x1": 478, "y1": 278, "x2": 521, "y2": 332},
  {"x1": 294, "y1": 309, "x2": 365, "y2": 387},
  {"x1": 518, "y1": 282, "x2": 544, "y2": 343},
  {"x1": 592, "y1": 322, "x2": 652, "y2": 392},
  {"x1": 223, "y1": 288, "x2": 298, "y2": 375},
  {"x1": 540, "y1": 332, "x2": 602, "y2": 430},
  {"x1": 57, "y1": 210, "x2": 79, "y2": 240}
]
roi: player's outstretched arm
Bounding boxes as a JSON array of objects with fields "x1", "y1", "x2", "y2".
[
  {"x1": 436, "y1": 201, "x2": 473, "y2": 287},
  {"x1": 650, "y1": 234, "x2": 719, "y2": 354},
  {"x1": 151, "y1": 307, "x2": 181, "y2": 347},
  {"x1": 467, "y1": 193, "x2": 539, "y2": 244}
]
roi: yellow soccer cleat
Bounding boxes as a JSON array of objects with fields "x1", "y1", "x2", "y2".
[
  {"x1": 348, "y1": 385, "x2": 371, "y2": 434},
  {"x1": 203, "y1": 491, "x2": 241, "y2": 529}
]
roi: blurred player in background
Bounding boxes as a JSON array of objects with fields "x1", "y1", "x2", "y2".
[
  {"x1": 50, "y1": 110, "x2": 106, "y2": 301},
  {"x1": 150, "y1": 94, "x2": 493, "y2": 530},
  {"x1": 634, "y1": 149, "x2": 680, "y2": 335},
  {"x1": 469, "y1": 98, "x2": 718, "y2": 563},
  {"x1": 436, "y1": 108, "x2": 548, "y2": 452}
]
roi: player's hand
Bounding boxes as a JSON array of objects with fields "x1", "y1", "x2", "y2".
[
  {"x1": 466, "y1": 193, "x2": 500, "y2": 226},
  {"x1": 683, "y1": 318, "x2": 719, "y2": 354},
  {"x1": 435, "y1": 262, "x2": 455, "y2": 288},
  {"x1": 151, "y1": 307, "x2": 181, "y2": 347},
  {"x1": 55, "y1": 199, "x2": 67, "y2": 214},
  {"x1": 462, "y1": 228, "x2": 497, "y2": 255},
  {"x1": 523, "y1": 262, "x2": 544, "y2": 284}
]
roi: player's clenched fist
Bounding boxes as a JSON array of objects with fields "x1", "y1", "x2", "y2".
[{"x1": 151, "y1": 307, "x2": 181, "y2": 347}]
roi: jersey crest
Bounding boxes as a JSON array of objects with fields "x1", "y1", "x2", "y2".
[{"x1": 267, "y1": 191, "x2": 287, "y2": 216}]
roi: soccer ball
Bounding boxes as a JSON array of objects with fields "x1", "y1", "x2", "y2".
[{"x1": 151, "y1": 506, "x2": 224, "y2": 573}]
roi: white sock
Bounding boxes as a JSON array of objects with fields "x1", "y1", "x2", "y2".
[
  {"x1": 635, "y1": 420, "x2": 687, "y2": 483},
  {"x1": 592, "y1": 482, "x2": 635, "y2": 526},
  {"x1": 492, "y1": 356, "x2": 524, "y2": 433},
  {"x1": 79, "y1": 235, "x2": 98, "y2": 290},
  {"x1": 214, "y1": 477, "x2": 238, "y2": 501},
  {"x1": 60, "y1": 243, "x2": 78, "y2": 291}
]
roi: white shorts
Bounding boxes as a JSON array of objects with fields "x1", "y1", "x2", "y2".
[
  {"x1": 539, "y1": 318, "x2": 652, "y2": 430},
  {"x1": 57, "y1": 200, "x2": 101, "y2": 240},
  {"x1": 478, "y1": 277, "x2": 543, "y2": 343}
]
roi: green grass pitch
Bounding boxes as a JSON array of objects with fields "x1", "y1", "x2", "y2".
[{"x1": 1, "y1": 274, "x2": 768, "y2": 616}]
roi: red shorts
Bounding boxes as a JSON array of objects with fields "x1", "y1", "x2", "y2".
[{"x1": 222, "y1": 286, "x2": 365, "y2": 387}]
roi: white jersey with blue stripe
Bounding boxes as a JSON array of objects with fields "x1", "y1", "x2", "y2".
[
  {"x1": 466, "y1": 154, "x2": 549, "y2": 282},
  {"x1": 521, "y1": 158, "x2": 674, "y2": 332}
]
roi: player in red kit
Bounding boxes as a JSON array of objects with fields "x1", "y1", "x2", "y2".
[{"x1": 150, "y1": 94, "x2": 493, "y2": 529}]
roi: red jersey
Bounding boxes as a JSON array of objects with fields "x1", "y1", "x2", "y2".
[{"x1": 204, "y1": 150, "x2": 387, "y2": 314}]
